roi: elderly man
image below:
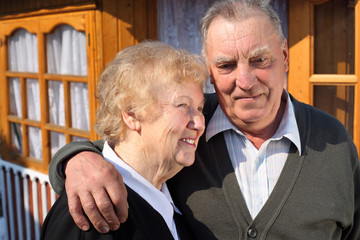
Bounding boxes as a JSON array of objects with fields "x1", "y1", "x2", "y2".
[{"x1": 49, "y1": 0, "x2": 360, "y2": 239}]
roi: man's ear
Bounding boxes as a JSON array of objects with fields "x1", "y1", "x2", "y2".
[
  {"x1": 202, "y1": 53, "x2": 214, "y2": 85},
  {"x1": 122, "y1": 110, "x2": 141, "y2": 132},
  {"x1": 208, "y1": 69, "x2": 215, "y2": 85},
  {"x1": 282, "y1": 39, "x2": 289, "y2": 72}
]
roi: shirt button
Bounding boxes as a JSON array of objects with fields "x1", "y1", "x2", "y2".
[{"x1": 247, "y1": 227, "x2": 258, "y2": 238}]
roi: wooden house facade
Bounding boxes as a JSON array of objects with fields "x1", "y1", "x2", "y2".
[{"x1": 0, "y1": 0, "x2": 359, "y2": 239}]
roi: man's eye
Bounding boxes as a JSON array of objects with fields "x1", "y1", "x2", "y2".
[
  {"x1": 254, "y1": 58, "x2": 265, "y2": 63},
  {"x1": 219, "y1": 64, "x2": 229, "y2": 69},
  {"x1": 251, "y1": 57, "x2": 271, "y2": 68},
  {"x1": 218, "y1": 63, "x2": 234, "y2": 69},
  {"x1": 197, "y1": 106, "x2": 204, "y2": 112},
  {"x1": 216, "y1": 63, "x2": 236, "y2": 73}
]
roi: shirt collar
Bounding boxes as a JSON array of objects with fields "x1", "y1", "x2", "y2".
[
  {"x1": 102, "y1": 142, "x2": 179, "y2": 230},
  {"x1": 206, "y1": 90, "x2": 301, "y2": 155}
]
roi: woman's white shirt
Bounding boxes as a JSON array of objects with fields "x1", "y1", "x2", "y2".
[{"x1": 102, "y1": 141, "x2": 181, "y2": 240}]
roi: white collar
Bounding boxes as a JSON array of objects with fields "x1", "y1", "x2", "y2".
[
  {"x1": 102, "y1": 142, "x2": 180, "y2": 237},
  {"x1": 206, "y1": 90, "x2": 301, "y2": 155}
]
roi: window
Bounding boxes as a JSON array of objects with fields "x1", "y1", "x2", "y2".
[
  {"x1": 0, "y1": 11, "x2": 96, "y2": 172},
  {"x1": 288, "y1": 0, "x2": 360, "y2": 154}
]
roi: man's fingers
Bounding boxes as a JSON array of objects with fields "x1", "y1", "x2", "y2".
[
  {"x1": 67, "y1": 195, "x2": 90, "y2": 231},
  {"x1": 106, "y1": 173, "x2": 129, "y2": 224},
  {"x1": 80, "y1": 192, "x2": 110, "y2": 233},
  {"x1": 92, "y1": 189, "x2": 120, "y2": 231},
  {"x1": 63, "y1": 151, "x2": 129, "y2": 232}
]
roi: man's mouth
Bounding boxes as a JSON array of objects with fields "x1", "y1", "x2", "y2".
[{"x1": 236, "y1": 93, "x2": 263, "y2": 101}]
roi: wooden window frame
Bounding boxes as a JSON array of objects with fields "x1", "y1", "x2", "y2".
[
  {"x1": 0, "y1": 11, "x2": 98, "y2": 173},
  {"x1": 288, "y1": 0, "x2": 360, "y2": 155}
]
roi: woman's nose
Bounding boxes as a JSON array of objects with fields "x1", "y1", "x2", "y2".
[{"x1": 187, "y1": 110, "x2": 205, "y2": 132}]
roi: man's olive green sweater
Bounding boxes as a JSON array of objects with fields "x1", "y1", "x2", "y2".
[{"x1": 49, "y1": 94, "x2": 360, "y2": 239}]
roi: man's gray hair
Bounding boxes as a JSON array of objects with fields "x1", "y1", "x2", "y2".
[{"x1": 200, "y1": 0, "x2": 284, "y2": 57}]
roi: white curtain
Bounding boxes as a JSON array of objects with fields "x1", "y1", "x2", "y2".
[
  {"x1": 8, "y1": 26, "x2": 88, "y2": 159},
  {"x1": 8, "y1": 29, "x2": 42, "y2": 159},
  {"x1": 158, "y1": 0, "x2": 215, "y2": 93},
  {"x1": 46, "y1": 25, "x2": 88, "y2": 156}
]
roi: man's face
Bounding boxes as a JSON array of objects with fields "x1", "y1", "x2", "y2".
[{"x1": 205, "y1": 11, "x2": 289, "y2": 132}]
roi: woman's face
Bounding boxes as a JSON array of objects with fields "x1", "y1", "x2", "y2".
[{"x1": 140, "y1": 81, "x2": 205, "y2": 176}]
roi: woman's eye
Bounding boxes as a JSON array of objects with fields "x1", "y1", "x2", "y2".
[
  {"x1": 197, "y1": 106, "x2": 203, "y2": 112},
  {"x1": 177, "y1": 103, "x2": 187, "y2": 108}
]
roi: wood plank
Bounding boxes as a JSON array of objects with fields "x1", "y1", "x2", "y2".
[
  {"x1": 118, "y1": 0, "x2": 135, "y2": 49},
  {"x1": 7, "y1": 116, "x2": 23, "y2": 123},
  {"x1": 0, "y1": 4, "x2": 97, "y2": 20},
  {"x1": 5, "y1": 72, "x2": 38, "y2": 78},
  {"x1": 44, "y1": 123, "x2": 65, "y2": 132},
  {"x1": 354, "y1": 2, "x2": 360, "y2": 155},
  {"x1": 93, "y1": 9, "x2": 103, "y2": 140},
  {"x1": 86, "y1": 11, "x2": 97, "y2": 141},
  {"x1": 67, "y1": 128, "x2": 90, "y2": 138},
  {"x1": 313, "y1": 1, "x2": 333, "y2": 74},
  {"x1": 147, "y1": 0, "x2": 157, "y2": 40},
  {"x1": 310, "y1": 74, "x2": 358, "y2": 84},
  {"x1": 63, "y1": 81, "x2": 71, "y2": 132},
  {"x1": 101, "y1": 0, "x2": 118, "y2": 66},
  {"x1": 1, "y1": 18, "x2": 38, "y2": 36},
  {"x1": 39, "y1": 12, "x2": 87, "y2": 33},
  {"x1": 20, "y1": 77, "x2": 26, "y2": 120},
  {"x1": 44, "y1": 74, "x2": 87, "y2": 82},
  {"x1": 333, "y1": 0, "x2": 349, "y2": 74},
  {"x1": 37, "y1": 28, "x2": 51, "y2": 168},
  {"x1": 133, "y1": 0, "x2": 147, "y2": 44},
  {"x1": 0, "y1": 31, "x2": 9, "y2": 143},
  {"x1": 288, "y1": 0, "x2": 311, "y2": 104}
]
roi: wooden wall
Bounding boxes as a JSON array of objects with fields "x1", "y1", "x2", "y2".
[
  {"x1": 0, "y1": 0, "x2": 157, "y2": 172},
  {"x1": 0, "y1": 0, "x2": 97, "y2": 17}
]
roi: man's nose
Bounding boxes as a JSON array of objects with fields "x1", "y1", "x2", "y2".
[{"x1": 235, "y1": 64, "x2": 256, "y2": 90}]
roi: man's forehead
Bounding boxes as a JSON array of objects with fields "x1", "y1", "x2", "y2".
[{"x1": 209, "y1": 44, "x2": 272, "y2": 63}]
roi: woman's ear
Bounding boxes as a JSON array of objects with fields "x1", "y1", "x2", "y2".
[{"x1": 122, "y1": 110, "x2": 141, "y2": 132}]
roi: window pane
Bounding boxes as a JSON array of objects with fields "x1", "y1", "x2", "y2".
[
  {"x1": 50, "y1": 132, "x2": 65, "y2": 157},
  {"x1": 46, "y1": 25, "x2": 87, "y2": 75},
  {"x1": 313, "y1": 85, "x2": 354, "y2": 137},
  {"x1": 28, "y1": 126, "x2": 42, "y2": 160},
  {"x1": 70, "y1": 82, "x2": 89, "y2": 131},
  {"x1": 46, "y1": 24, "x2": 89, "y2": 130},
  {"x1": 72, "y1": 136, "x2": 89, "y2": 142},
  {"x1": 314, "y1": 0, "x2": 355, "y2": 74},
  {"x1": 48, "y1": 80, "x2": 65, "y2": 126},
  {"x1": 26, "y1": 79, "x2": 40, "y2": 121},
  {"x1": 9, "y1": 78, "x2": 21, "y2": 117},
  {"x1": 8, "y1": 29, "x2": 38, "y2": 72},
  {"x1": 11, "y1": 123, "x2": 22, "y2": 154}
]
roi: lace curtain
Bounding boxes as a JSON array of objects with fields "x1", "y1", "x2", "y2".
[
  {"x1": 8, "y1": 25, "x2": 88, "y2": 159},
  {"x1": 46, "y1": 25, "x2": 89, "y2": 156},
  {"x1": 8, "y1": 29, "x2": 41, "y2": 159}
]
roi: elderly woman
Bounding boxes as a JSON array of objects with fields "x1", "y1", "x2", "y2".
[{"x1": 41, "y1": 41, "x2": 207, "y2": 239}]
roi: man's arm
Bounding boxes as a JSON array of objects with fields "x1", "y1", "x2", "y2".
[
  {"x1": 48, "y1": 140, "x2": 128, "y2": 233},
  {"x1": 49, "y1": 140, "x2": 104, "y2": 194},
  {"x1": 346, "y1": 146, "x2": 360, "y2": 239}
]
